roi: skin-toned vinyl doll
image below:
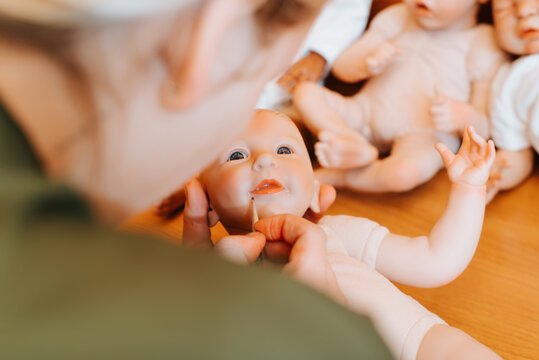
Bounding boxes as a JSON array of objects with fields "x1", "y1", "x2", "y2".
[
  {"x1": 291, "y1": 0, "x2": 508, "y2": 194},
  {"x1": 182, "y1": 109, "x2": 500, "y2": 360},
  {"x1": 487, "y1": 0, "x2": 539, "y2": 201}
]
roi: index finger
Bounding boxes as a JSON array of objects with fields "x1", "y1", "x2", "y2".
[{"x1": 254, "y1": 214, "x2": 326, "y2": 260}]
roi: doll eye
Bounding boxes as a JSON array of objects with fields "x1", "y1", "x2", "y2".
[
  {"x1": 276, "y1": 146, "x2": 292, "y2": 155},
  {"x1": 228, "y1": 151, "x2": 247, "y2": 161}
]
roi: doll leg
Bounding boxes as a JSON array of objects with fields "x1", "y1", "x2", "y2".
[
  {"x1": 316, "y1": 132, "x2": 451, "y2": 192},
  {"x1": 293, "y1": 82, "x2": 378, "y2": 169}
]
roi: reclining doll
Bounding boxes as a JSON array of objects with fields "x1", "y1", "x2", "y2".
[
  {"x1": 487, "y1": 0, "x2": 539, "y2": 201},
  {"x1": 292, "y1": 0, "x2": 507, "y2": 193}
]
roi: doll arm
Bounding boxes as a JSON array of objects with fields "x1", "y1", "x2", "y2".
[
  {"x1": 331, "y1": 3, "x2": 407, "y2": 83},
  {"x1": 329, "y1": 252, "x2": 501, "y2": 360},
  {"x1": 417, "y1": 324, "x2": 502, "y2": 360},
  {"x1": 487, "y1": 147, "x2": 534, "y2": 202},
  {"x1": 375, "y1": 127, "x2": 495, "y2": 287}
]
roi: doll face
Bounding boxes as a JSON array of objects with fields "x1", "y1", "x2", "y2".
[
  {"x1": 201, "y1": 110, "x2": 316, "y2": 231},
  {"x1": 404, "y1": 0, "x2": 482, "y2": 30},
  {"x1": 493, "y1": 0, "x2": 539, "y2": 54}
]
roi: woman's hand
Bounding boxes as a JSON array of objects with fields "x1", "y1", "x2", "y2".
[
  {"x1": 255, "y1": 214, "x2": 345, "y2": 303},
  {"x1": 181, "y1": 177, "x2": 337, "y2": 261}
]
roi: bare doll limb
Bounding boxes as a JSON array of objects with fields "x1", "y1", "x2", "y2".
[
  {"x1": 293, "y1": 82, "x2": 378, "y2": 168},
  {"x1": 488, "y1": 148, "x2": 534, "y2": 197},
  {"x1": 417, "y1": 324, "x2": 502, "y2": 360},
  {"x1": 315, "y1": 132, "x2": 453, "y2": 193}
]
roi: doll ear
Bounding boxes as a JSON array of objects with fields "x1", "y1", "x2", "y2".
[
  {"x1": 309, "y1": 179, "x2": 321, "y2": 214},
  {"x1": 207, "y1": 206, "x2": 220, "y2": 227}
]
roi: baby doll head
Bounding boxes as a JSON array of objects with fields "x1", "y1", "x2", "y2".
[
  {"x1": 492, "y1": 0, "x2": 539, "y2": 55},
  {"x1": 404, "y1": 0, "x2": 488, "y2": 31},
  {"x1": 200, "y1": 109, "x2": 320, "y2": 233}
]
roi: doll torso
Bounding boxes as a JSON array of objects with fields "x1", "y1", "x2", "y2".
[
  {"x1": 355, "y1": 11, "x2": 502, "y2": 149},
  {"x1": 490, "y1": 54, "x2": 539, "y2": 153}
]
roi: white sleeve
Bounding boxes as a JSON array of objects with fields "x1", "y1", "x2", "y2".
[
  {"x1": 299, "y1": 0, "x2": 372, "y2": 66},
  {"x1": 320, "y1": 215, "x2": 389, "y2": 268},
  {"x1": 328, "y1": 252, "x2": 446, "y2": 360},
  {"x1": 489, "y1": 63, "x2": 531, "y2": 151}
]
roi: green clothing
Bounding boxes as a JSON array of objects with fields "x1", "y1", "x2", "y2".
[{"x1": 0, "y1": 104, "x2": 391, "y2": 359}]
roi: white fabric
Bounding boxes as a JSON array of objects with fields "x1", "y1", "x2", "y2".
[
  {"x1": 256, "y1": 0, "x2": 372, "y2": 110},
  {"x1": 489, "y1": 54, "x2": 539, "y2": 152},
  {"x1": 320, "y1": 215, "x2": 446, "y2": 360}
]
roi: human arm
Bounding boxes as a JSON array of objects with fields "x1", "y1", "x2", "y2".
[
  {"x1": 276, "y1": 0, "x2": 372, "y2": 93},
  {"x1": 331, "y1": 3, "x2": 407, "y2": 82},
  {"x1": 375, "y1": 127, "x2": 496, "y2": 287}
]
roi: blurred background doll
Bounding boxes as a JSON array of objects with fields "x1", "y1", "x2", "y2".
[
  {"x1": 256, "y1": 0, "x2": 372, "y2": 110},
  {"x1": 487, "y1": 0, "x2": 539, "y2": 202},
  {"x1": 182, "y1": 109, "x2": 500, "y2": 360},
  {"x1": 292, "y1": 0, "x2": 508, "y2": 194}
]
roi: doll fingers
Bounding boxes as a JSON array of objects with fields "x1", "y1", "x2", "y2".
[
  {"x1": 485, "y1": 140, "x2": 496, "y2": 167},
  {"x1": 434, "y1": 142, "x2": 455, "y2": 168}
]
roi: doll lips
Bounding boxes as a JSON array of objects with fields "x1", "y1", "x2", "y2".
[
  {"x1": 521, "y1": 29, "x2": 539, "y2": 40},
  {"x1": 251, "y1": 179, "x2": 286, "y2": 195}
]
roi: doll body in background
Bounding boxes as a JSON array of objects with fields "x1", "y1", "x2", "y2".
[
  {"x1": 182, "y1": 109, "x2": 499, "y2": 360},
  {"x1": 292, "y1": 0, "x2": 507, "y2": 194},
  {"x1": 487, "y1": 0, "x2": 539, "y2": 201}
]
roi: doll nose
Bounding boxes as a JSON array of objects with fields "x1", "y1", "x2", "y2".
[
  {"x1": 516, "y1": 1, "x2": 537, "y2": 19},
  {"x1": 253, "y1": 152, "x2": 277, "y2": 171}
]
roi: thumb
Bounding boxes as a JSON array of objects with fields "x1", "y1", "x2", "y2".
[
  {"x1": 182, "y1": 178, "x2": 212, "y2": 248},
  {"x1": 214, "y1": 232, "x2": 266, "y2": 264}
]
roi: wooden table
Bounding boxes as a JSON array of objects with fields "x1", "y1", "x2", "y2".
[{"x1": 329, "y1": 168, "x2": 539, "y2": 360}]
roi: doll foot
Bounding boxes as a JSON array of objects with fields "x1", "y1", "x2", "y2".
[{"x1": 315, "y1": 131, "x2": 378, "y2": 169}]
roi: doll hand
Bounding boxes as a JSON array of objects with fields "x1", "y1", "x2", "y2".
[
  {"x1": 255, "y1": 214, "x2": 345, "y2": 303},
  {"x1": 435, "y1": 126, "x2": 496, "y2": 186},
  {"x1": 365, "y1": 42, "x2": 400, "y2": 76},
  {"x1": 277, "y1": 51, "x2": 327, "y2": 94},
  {"x1": 430, "y1": 86, "x2": 475, "y2": 133},
  {"x1": 303, "y1": 184, "x2": 336, "y2": 223}
]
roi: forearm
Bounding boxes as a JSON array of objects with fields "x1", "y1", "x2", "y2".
[
  {"x1": 376, "y1": 183, "x2": 486, "y2": 287},
  {"x1": 423, "y1": 182, "x2": 486, "y2": 284},
  {"x1": 417, "y1": 324, "x2": 502, "y2": 360}
]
